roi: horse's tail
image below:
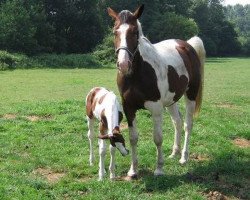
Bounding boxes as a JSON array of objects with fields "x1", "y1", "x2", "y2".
[{"x1": 187, "y1": 36, "x2": 206, "y2": 117}]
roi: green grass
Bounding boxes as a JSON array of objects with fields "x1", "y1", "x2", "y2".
[{"x1": 0, "y1": 58, "x2": 249, "y2": 199}]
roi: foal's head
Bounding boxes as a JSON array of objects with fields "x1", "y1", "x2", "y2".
[
  {"x1": 98, "y1": 127, "x2": 129, "y2": 156},
  {"x1": 108, "y1": 5, "x2": 144, "y2": 75}
]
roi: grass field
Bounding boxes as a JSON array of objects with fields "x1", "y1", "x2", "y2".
[{"x1": 0, "y1": 58, "x2": 249, "y2": 199}]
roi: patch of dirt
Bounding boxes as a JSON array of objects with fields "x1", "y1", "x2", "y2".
[
  {"x1": 120, "y1": 122, "x2": 128, "y2": 131},
  {"x1": 32, "y1": 168, "x2": 65, "y2": 183},
  {"x1": 190, "y1": 153, "x2": 210, "y2": 162},
  {"x1": 233, "y1": 138, "x2": 250, "y2": 148},
  {"x1": 26, "y1": 115, "x2": 40, "y2": 122},
  {"x1": 215, "y1": 103, "x2": 238, "y2": 109},
  {"x1": 2, "y1": 114, "x2": 17, "y2": 119},
  {"x1": 204, "y1": 191, "x2": 228, "y2": 200},
  {"x1": 26, "y1": 114, "x2": 53, "y2": 122}
]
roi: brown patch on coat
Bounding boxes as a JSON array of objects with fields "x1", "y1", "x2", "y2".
[
  {"x1": 233, "y1": 138, "x2": 250, "y2": 148},
  {"x1": 110, "y1": 131, "x2": 126, "y2": 148},
  {"x1": 86, "y1": 87, "x2": 101, "y2": 119},
  {"x1": 175, "y1": 39, "x2": 201, "y2": 101},
  {"x1": 98, "y1": 93, "x2": 107, "y2": 104},
  {"x1": 117, "y1": 51, "x2": 161, "y2": 126},
  {"x1": 112, "y1": 126, "x2": 120, "y2": 134},
  {"x1": 99, "y1": 109, "x2": 108, "y2": 134},
  {"x1": 168, "y1": 65, "x2": 188, "y2": 102},
  {"x1": 113, "y1": 11, "x2": 140, "y2": 65},
  {"x1": 118, "y1": 111, "x2": 123, "y2": 123},
  {"x1": 32, "y1": 168, "x2": 65, "y2": 183}
]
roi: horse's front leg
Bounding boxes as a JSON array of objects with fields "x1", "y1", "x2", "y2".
[
  {"x1": 127, "y1": 118, "x2": 138, "y2": 178},
  {"x1": 125, "y1": 108, "x2": 138, "y2": 178}
]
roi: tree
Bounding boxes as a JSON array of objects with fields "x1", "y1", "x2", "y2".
[
  {"x1": 192, "y1": 0, "x2": 241, "y2": 56},
  {"x1": 44, "y1": 0, "x2": 105, "y2": 53},
  {"x1": 0, "y1": 0, "x2": 37, "y2": 54}
]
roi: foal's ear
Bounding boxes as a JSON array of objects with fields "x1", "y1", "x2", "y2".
[
  {"x1": 98, "y1": 134, "x2": 110, "y2": 140},
  {"x1": 107, "y1": 7, "x2": 118, "y2": 20},
  {"x1": 133, "y1": 4, "x2": 144, "y2": 19}
]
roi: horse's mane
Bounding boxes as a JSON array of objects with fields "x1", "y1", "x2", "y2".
[{"x1": 137, "y1": 21, "x2": 161, "y2": 68}]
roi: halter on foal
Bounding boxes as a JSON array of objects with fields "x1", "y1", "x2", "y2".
[{"x1": 108, "y1": 5, "x2": 205, "y2": 178}]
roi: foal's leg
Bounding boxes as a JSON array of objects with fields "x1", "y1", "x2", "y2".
[
  {"x1": 98, "y1": 138, "x2": 107, "y2": 180},
  {"x1": 180, "y1": 96, "x2": 195, "y2": 164},
  {"x1": 109, "y1": 144, "x2": 116, "y2": 179},
  {"x1": 167, "y1": 103, "x2": 182, "y2": 158},
  {"x1": 87, "y1": 117, "x2": 95, "y2": 166}
]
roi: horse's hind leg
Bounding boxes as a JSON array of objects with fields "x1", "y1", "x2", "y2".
[
  {"x1": 87, "y1": 117, "x2": 95, "y2": 166},
  {"x1": 167, "y1": 103, "x2": 182, "y2": 158},
  {"x1": 180, "y1": 95, "x2": 195, "y2": 164}
]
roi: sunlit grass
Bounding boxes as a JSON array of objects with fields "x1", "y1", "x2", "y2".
[{"x1": 0, "y1": 58, "x2": 249, "y2": 199}]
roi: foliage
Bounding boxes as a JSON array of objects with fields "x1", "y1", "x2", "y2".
[
  {"x1": 147, "y1": 12, "x2": 199, "y2": 43},
  {"x1": 0, "y1": 0, "x2": 37, "y2": 54},
  {"x1": 224, "y1": 4, "x2": 250, "y2": 55},
  {"x1": 0, "y1": 0, "x2": 249, "y2": 56},
  {"x1": 0, "y1": 58, "x2": 249, "y2": 199},
  {"x1": 93, "y1": 30, "x2": 116, "y2": 66},
  {"x1": 0, "y1": 51, "x2": 100, "y2": 70},
  {"x1": 191, "y1": 0, "x2": 241, "y2": 56},
  {"x1": 0, "y1": 50, "x2": 28, "y2": 70}
]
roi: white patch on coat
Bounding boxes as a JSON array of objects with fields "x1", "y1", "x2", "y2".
[
  {"x1": 115, "y1": 142, "x2": 129, "y2": 156},
  {"x1": 137, "y1": 21, "x2": 189, "y2": 107},
  {"x1": 117, "y1": 24, "x2": 130, "y2": 67},
  {"x1": 90, "y1": 87, "x2": 123, "y2": 135}
]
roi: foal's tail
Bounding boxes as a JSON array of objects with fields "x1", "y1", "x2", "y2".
[{"x1": 187, "y1": 36, "x2": 206, "y2": 117}]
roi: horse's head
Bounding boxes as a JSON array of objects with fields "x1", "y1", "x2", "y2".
[
  {"x1": 98, "y1": 127, "x2": 129, "y2": 156},
  {"x1": 108, "y1": 5, "x2": 144, "y2": 75}
]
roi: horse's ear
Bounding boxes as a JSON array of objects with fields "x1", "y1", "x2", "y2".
[
  {"x1": 107, "y1": 7, "x2": 118, "y2": 20},
  {"x1": 133, "y1": 4, "x2": 144, "y2": 19},
  {"x1": 98, "y1": 134, "x2": 110, "y2": 140}
]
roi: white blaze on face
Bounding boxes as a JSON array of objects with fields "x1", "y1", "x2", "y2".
[
  {"x1": 115, "y1": 142, "x2": 129, "y2": 156},
  {"x1": 117, "y1": 24, "x2": 130, "y2": 69}
]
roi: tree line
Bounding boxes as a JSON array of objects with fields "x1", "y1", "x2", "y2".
[{"x1": 0, "y1": 0, "x2": 249, "y2": 56}]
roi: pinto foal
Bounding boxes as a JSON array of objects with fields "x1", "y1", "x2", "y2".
[
  {"x1": 86, "y1": 87, "x2": 129, "y2": 180},
  {"x1": 108, "y1": 5, "x2": 206, "y2": 178}
]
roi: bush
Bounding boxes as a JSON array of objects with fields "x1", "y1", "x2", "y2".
[
  {"x1": 147, "y1": 12, "x2": 199, "y2": 43},
  {"x1": 0, "y1": 51, "x2": 28, "y2": 70},
  {"x1": 29, "y1": 54, "x2": 101, "y2": 69},
  {"x1": 92, "y1": 30, "x2": 116, "y2": 66},
  {"x1": 0, "y1": 51, "x2": 101, "y2": 70}
]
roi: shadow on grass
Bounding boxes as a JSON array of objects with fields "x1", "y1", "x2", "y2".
[{"x1": 141, "y1": 152, "x2": 249, "y2": 199}]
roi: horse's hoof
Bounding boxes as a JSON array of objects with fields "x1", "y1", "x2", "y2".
[
  {"x1": 168, "y1": 154, "x2": 176, "y2": 159},
  {"x1": 154, "y1": 169, "x2": 165, "y2": 176},
  {"x1": 123, "y1": 174, "x2": 138, "y2": 181},
  {"x1": 179, "y1": 158, "x2": 187, "y2": 165}
]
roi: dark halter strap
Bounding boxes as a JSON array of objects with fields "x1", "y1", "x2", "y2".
[
  {"x1": 115, "y1": 46, "x2": 134, "y2": 58},
  {"x1": 115, "y1": 46, "x2": 138, "y2": 62}
]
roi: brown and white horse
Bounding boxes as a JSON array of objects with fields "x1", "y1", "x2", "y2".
[
  {"x1": 86, "y1": 87, "x2": 129, "y2": 180},
  {"x1": 108, "y1": 5, "x2": 205, "y2": 178}
]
